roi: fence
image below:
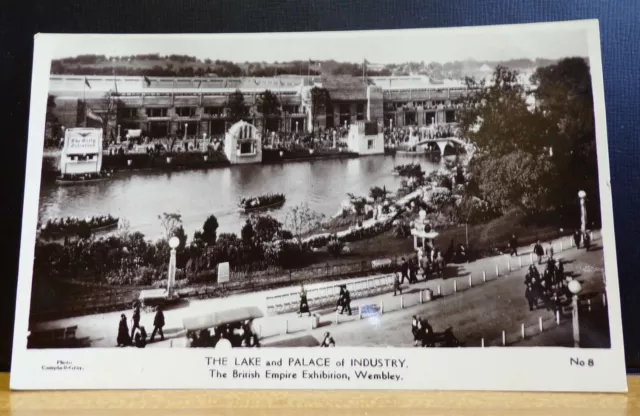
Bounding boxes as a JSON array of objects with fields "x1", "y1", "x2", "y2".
[{"x1": 265, "y1": 274, "x2": 396, "y2": 315}]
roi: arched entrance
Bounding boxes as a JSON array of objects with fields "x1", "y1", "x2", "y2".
[{"x1": 224, "y1": 120, "x2": 263, "y2": 165}]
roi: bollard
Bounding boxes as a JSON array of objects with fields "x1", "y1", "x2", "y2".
[
  {"x1": 170, "y1": 340, "x2": 173, "y2": 348},
  {"x1": 419, "y1": 290, "x2": 423, "y2": 304},
  {"x1": 481, "y1": 338, "x2": 485, "y2": 348},
  {"x1": 519, "y1": 256, "x2": 522, "y2": 268},
  {"x1": 400, "y1": 296, "x2": 404, "y2": 309},
  {"x1": 380, "y1": 301, "x2": 384, "y2": 314},
  {"x1": 482, "y1": 271, "x2": 486, "y2": 282},
  {"x1": 453, "y1": 280, "x2": 457, "y2": 293},
  {"x1": 335, "y1": 310, "x2": 340, "y2": 324},
  {"x1": 358, "y1": 307, "x2": 363, "y2": 320},
  {"x1": 530, "y1": 253, "x2": 534, "y2": 264},
  {"x1": 285, "y1": 319, "x2": 289, "y2": 334},
  {"x1": 495, "y1": 265, "x2": 499, "y2": 277},
  {"x1": 570, "y1": 237, "x2": 574, "y2": 247},
  {"x1": 560, "y1": 240, "x2": 563, "y2": 251},
  {"x1": 469, "y1": 275, "x2": 472, "y2": 287},
  {"x1": 521, "y1": 323, "x2": 525, "y2": 339},
  {"x1": 556, "y1": 311, "x2": 560, "y2": 325},
  {"x1": 507, "y1": 261, "x2": 511, "y2": 272},
  {"x1": 437, "y1": 285, "x2": 441, "y2": 296},
  {"x1": 539, "y1": 317, "x2": 543, "y2": 333},
  {"x1": 603, "y1": 293, "x2": 607, "y2": 307},
  {"x1": 502, "y1": 331, "x2": 506, "y2": 346}
]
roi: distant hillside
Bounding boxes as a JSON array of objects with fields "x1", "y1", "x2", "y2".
[{"x1": 50, "y1": 54, "x2": 576, "y2": 80}]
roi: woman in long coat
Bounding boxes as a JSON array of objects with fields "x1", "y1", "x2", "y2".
[
  {"x1": 117, "y1": 314, "x2": 131, "y2": 347},
  {"x1": 298, "y1": 284, "x2": 311, "y2": 317}
]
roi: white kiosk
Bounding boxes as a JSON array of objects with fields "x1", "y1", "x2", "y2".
[
  {"x1": 58, "y1": 128, "x2": 103, "y2": 176},
  {"x1": 346, "y1": 121, "x2": 384, "y2": 155}
]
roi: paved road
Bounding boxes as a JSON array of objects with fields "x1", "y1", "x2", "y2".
[
  {"x1": 32, "y1": 232, "x2": 604, "y2": 348},
  {"x1": 259, "y1": 235, "x2": 608, "y2": 348}
]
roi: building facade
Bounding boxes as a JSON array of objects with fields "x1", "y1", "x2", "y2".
[{"x1": 47, "y1": 74, "x2": 474, "y2": 140}]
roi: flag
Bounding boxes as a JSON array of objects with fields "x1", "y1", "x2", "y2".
[
  {"x1": 197, "y1": 80, "x2": 202, "y2": 88},
  {"x1": 144, "y1": 76, "x2": 151, "y2": 87},
  {"x1": 84, "y1": 77, "x2": 91, "y2": 89},
  {"x1": 308, "y1": 58, "x2": 315, "y2": 65},
  {"x1": 85, "y1": 106, "x2": 103, "y2": 123}
]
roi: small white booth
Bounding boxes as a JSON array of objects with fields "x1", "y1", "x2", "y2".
[
  {"x1": 347, "y1": 121, "x2": 384, "y2": 155},
  {"x1": 58, "y1": 128, "x2": 103, "y2": 176},
  {"x1": 411, "y1": 210, "x2": 438, "y2": 251},
  {"x1": 224, "y1": 121, "x2": 262, "y2": 165}
]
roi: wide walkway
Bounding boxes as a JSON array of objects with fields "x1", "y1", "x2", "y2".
[{"x1": 32, "y1": 232, "x2": 601, "y2": 348}]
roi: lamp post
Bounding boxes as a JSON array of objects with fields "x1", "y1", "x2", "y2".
[
  {"x1": 167, "y1": 236, "x2": 180, "y2": 298},
  {"x1": 578, "y1": 190, "x2": 587, "y2": 235},
  {"x1": 117, "y1": 124, "x2": 121, "y2": 144},
  {"x1": 568, "y1": 279, "x2": 582, "y2": 348},
  {"x1": 184, "y1": 123, "x2": 188, "y2": 140}
]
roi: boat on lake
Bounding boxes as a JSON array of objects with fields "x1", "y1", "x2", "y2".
[
  {"x1": 39, "y1": 215, "x2": 120, "y2": 240},
  {"x1": 238, "y1": 193, "x2": 286, "y2": 212}
]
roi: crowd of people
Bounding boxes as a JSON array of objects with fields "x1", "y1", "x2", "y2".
[
  {"x1": 116, "y1": 303, "x2": 165, "y2": 348},
  {"x1": 383, "y1": 124, "x2": 459, "y2": 148},
  {"x1": 187, "y1": 321, "x2": 260, "y2": 348}
]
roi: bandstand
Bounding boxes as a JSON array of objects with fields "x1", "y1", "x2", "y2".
[{"x1": 411, "y1": 210, "x2": 439, "y2": 251}]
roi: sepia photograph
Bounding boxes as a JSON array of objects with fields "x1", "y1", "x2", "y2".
[{"x1": 16, "y1": 22, "x2": 620, "y2": 361}]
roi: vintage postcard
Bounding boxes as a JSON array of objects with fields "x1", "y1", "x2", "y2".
[{"x1": 11, "y1": 20, "x2": 627, "y2": 392}]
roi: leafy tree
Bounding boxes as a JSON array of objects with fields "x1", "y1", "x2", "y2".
[
  {"x1": 158, "y1": 212, "x2": 183, "y2": 241},
  {"x1": 241, "y1": 219, "x2": 255, "y2": 243},
  {"x1": 530, "y1": 57, "x2": 600, "y2": 225},
  {"x1": 284, "y1": 202, "x2": 325, "y2": 249},
  {"x1": 226, "y1": 89, "x2": 248, "y2": 124},
  {"x1": 310, "y1": 87, "x2": 331, "y2": 132},
  {"x1": 347, "y1": 193, "x2": 367, "y2": 219},
  {"x1": 256, "y1": 89, "x2": 280, "y2": 137},
  {"x1": 369, "y1": 186, "x2": 388, "y2": 201},
  {"x1": 250, "y1": 214, "x2": 283, "y2": 244},
  {"x1": 197, "y1": 214, "x2": 219, "y2": 245}
]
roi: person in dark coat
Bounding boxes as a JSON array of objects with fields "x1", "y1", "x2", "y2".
[
  {"x1": 525, "y1": 283, "x2": 537, "y2": 311},
  {"x1": 509, "y1": 234, "x2": 518, "y2": 256},
  {"x1": 130, "y1": 304, "x2": 141, "y2": 340},
  {"x1": 339, "y1": 286, "x2": 352, "y2": 315},
  {"x1": 408, "y1": 259, "x2": 418, "y2": 284},
  {"x1": 533, "y1": 240, "x2": 545, "y2": 264},
  {"x1": 321, "y1": 332, "x2": 335, "y2": 347},
  {"x1": 336, "y1": 286, "x2": 345, "y2": 311},
  {"x1": 400, "y1": 257, "x2": 409, "y2": 284},
  {"x1": 117, "y1": 314, "x2": 131, "y2": 347},
  {"x1": 573, "y1": 229, "x2": 582, "y2": 249},
  {"x1": 584, "y1": 231, "x2": 591, "y2": 251},
  {"x1": 134, "y1": 326, "x2": 147, "y2": 348},
  {"x1": 150, "y1": 306, "x2": 165, "y2": 342},
  {"x1": 411, "y1": 316, "x2": 420, "y2": 346},
  {"x1": 298, "y1": 284, "x2": 311, "y2": 317},
  {"x1": 419, "y1": 318, "x2": 435, "y2": 347}
]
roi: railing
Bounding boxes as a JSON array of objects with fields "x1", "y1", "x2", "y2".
[{"x1": 265, "y1": 273, "x2": 395, "y2": 315}]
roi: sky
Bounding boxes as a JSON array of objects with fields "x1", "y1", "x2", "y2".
[{"x1": 45, "y1": 21, "x2": 591, "y2": 64}]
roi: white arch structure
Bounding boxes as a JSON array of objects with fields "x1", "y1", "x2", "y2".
[{"x1": 415, "y1": 136, "x2": 476, "y2": 158}]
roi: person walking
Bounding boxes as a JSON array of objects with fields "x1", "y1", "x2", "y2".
[
  {"x1": 393, "y1": 272, "x2": 403, "y2": 296},
  {"x1": 117, "y1": 314, "x2": 131, "y2": 347},
  {"x1": 150, "y1": 306, "x2": 165, "y2": 342},
  {"x1": 400, "y1": 257, "x2": 409, "y2": 284},
  {"x1": 130, "y1": 304, "x2": 141, "y2": 340},
  {"x1": 339, "y1": 286, "x2": 352, "y2": 316},
  {"x1": 573, "y1": 229, "x2": 582, "y2": 249},
  {"x1": 533, "y1": 240, "x2": 545, "y2": 265},
  {"x1": 298, "y1": 284, "x2": 311, "y2": 317},
  {"x1": 509, "y1": 234, "x2": 518, "y2": 256}
]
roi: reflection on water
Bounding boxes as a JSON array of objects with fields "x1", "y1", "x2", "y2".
[{"x1": 39, "y1": 155, "x2": 445, "y2": 240}]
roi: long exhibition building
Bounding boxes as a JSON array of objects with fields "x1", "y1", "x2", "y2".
[{"x1": 47, "y1": 74, "x2": 475, "y2": 140}]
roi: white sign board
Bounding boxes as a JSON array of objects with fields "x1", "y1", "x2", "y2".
[{"x1": 217, "y1": 262, "x2": 230, "y2": 283}]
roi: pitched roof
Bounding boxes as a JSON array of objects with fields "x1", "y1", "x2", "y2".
[{"x1": 321, "y1": 76, "x2": 369, "y2": 101}]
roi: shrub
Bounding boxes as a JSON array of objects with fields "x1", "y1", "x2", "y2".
[{"x1": 327, "y1": 239, "x2": 345, "y2": 257}]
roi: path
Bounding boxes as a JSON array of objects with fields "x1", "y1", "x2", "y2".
[{"x1": 31, "y1": 232, "x2": 604, "y2": 348}]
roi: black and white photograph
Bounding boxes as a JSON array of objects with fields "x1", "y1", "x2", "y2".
[{"x1": 10, "y1": 20, "x2": 627, "y2": 391}]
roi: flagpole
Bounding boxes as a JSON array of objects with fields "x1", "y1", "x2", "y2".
[{"x1": 83, "y1": 78, "x2": 87, "y2": 127}]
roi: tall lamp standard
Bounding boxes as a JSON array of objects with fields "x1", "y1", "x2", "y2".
[
  {"x1": 578, "y1": 190, "x2": 587, "y2": 235},
  {"x1": 568, "y1": 279, "x2": 582, "y2": 348},
  {"x1": 167, "y1": 236, "x2": 180, "y2": 298}
]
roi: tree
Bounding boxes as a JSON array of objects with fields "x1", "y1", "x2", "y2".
[
  {"x1": 458, "y1": 66, "x2": 549, "y2": 157},
  {"x1": 530, "y1": 57, "x2": 600, "y2": 225},
  {"x1": 284, "y1": 202, "x2": 325, "y2": 249},
  {"x1": 256, "y1": 89, "x2": 281, "y2": 137},
  {"x1": 241, "y1": 219, "x2": 255, "y2": 243},
  {"x1": 250, "y1": 214, "x2": 283, "y2": 244},
  {"x1": 347, "y1": 193, "x2": 367, "y2": 220},
  {"x1": 369, "y1": 186, "x2": 388, "y2": 201},
  {"x1": 226, "y1": 89, "x2": 248, "y2": 124},
  {"x1": 199, "y1": 214, "x2": 219, "y2": 245},
  {"x1": 310, "y1": 87, "x2": 330, "y2": 132},
  {"x1": 158, "y1": 212, "x2": 183, "y2": 241}
]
